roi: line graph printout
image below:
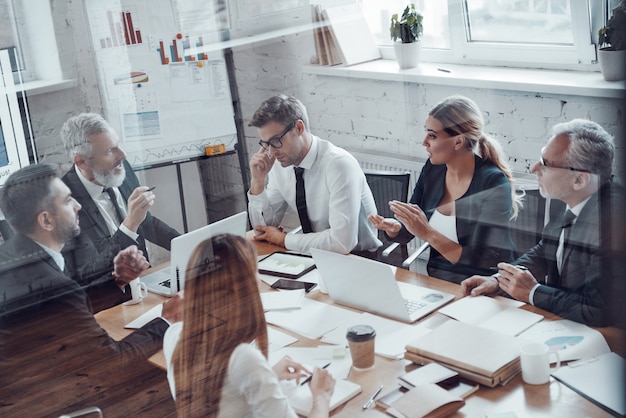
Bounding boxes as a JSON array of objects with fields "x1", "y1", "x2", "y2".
[{"x1": 85, "y1": 0, "x2": 237, "y2": 167}]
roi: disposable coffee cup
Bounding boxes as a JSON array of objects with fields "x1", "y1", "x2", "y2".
[{"x1": 346, "y1": 325, "x2": 376, "y2": 370}]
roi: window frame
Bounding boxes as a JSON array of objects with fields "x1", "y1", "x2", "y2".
[{"x1": 372, "y1": 0, "x2": 602, "y2": 71}]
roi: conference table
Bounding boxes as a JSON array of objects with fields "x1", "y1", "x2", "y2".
[{"x1": 96, "y1": 236, "x2": 624, "y2": 417}]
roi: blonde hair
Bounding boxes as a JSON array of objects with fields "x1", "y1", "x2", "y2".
[
  {"x1": 172, "y1": 234, "x2": 268, "y2": 417},
  {"x1": 429, "y1": 95, "x2": 522, "y2": 218}
]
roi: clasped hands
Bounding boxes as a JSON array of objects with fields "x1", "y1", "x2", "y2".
[{"x1": 461, "y1": 262, "x2": 538, "y2": 303}]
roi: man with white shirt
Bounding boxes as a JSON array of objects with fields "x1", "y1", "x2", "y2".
[
  {"x1": 461, "y1": 119, "x2": 624, "y2": 327},
  {"x1": 0, "y1": 163, "x2": 182, "y2": 414},
  {"x1": 247, "y1": 94, "x2": 381, "y2": 255},
  {"x1": 60, "y1": 113, "x2": 179, "y2": 307}
]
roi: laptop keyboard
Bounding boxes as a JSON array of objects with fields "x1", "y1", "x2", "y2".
[{"x1": 404, "y1": 298, "x2": 427, "y2": 314}]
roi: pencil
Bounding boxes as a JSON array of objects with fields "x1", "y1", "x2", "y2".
[{"x1": 300, "y1": 362, "x2": 331, "y2": 386}]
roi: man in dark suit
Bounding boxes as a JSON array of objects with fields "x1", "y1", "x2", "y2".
[
  {"x1": 462, "y1": 119, "x2": 624, "y2": 327},
  {"x1": 60, "y1": 113, "x2": 180, "y2": 306},
  {"x1": 0, "y1": 163, "x2": 182, "y2": 414}
]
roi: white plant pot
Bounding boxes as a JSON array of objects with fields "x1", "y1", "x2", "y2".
[
  {"x1": 393, "y1": 41, "x2": 422, "y2": 70},
  {"x1": 598, "y1": 48, "x2": 626, "y2": 82}
]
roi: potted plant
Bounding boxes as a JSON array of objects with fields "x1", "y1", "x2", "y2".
[
  {"x1": 390, "y1": 4, "x2": 424, "y2": 69},
  {"x1": 598, "y1": 1, "x2": 626, "y2": 81}
]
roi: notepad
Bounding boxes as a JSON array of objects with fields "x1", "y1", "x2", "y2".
[
  {"x1": 280, "y1": 378, "x2": 361, "y2": 416},
  {"x1": 551, "y1": 352, "x2": 625, "y2": 416}
]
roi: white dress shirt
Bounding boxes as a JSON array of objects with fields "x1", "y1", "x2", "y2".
[
  {"x1": 248, "y1": 135, "x2": 381, "y2": 254},
  {"x1": 163, "y1": 323, "x2": 297, "y2": 418},
  {"x1": 75, "y1": 166, "x2": 138, "y2": 241}
]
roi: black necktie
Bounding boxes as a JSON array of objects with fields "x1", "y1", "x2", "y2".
[
  {"x1": 294, "y1": 167, "x2": 313, "y2": 233},
  {"x1": 558, "y1": 209, "x2": 577, "y2": 272},
  {"x1": 104, "y1": 187, "x2": 125, "y2": 225}
]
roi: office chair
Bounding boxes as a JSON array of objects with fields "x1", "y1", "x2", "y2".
[{"x1": 364, "y1": 170, "x2": 411, "y2": 265}]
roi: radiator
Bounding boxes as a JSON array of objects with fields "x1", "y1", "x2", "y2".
[{"x1": 348, "y1": 148, "x2": 425, "y2": 193}]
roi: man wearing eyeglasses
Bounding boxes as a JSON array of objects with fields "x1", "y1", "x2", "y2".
[
  {"x1": 247, "y1": 94, "x2": 381, "y2": 255},
  {"x1": 461, "y1": 119, "x2": 624, "y2": 327}
]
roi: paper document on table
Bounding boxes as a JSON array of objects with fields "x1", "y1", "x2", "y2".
[
  {"x1": 265, "y1": 298, "x2": 361, "y2": 339},
  {"x1": 322, "y1": 312, "x2": 432, "y2": 359},
  {"x1": 261, "y1": 289, "x2": 305, "y2": 311},
  {"x1": 267, "y1": 327, "x2": 298, "y2": 352},
  {"x1": 518, "y1": 319, "x2": 610, "y2": 362},
  {"x1": 438, "y1": 295, "x2": 543, "y2": 336},
  {"x1": 124, "y1": 304, "x2": 163, "y2": 329}
]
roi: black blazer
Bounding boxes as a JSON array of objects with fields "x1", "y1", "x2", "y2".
[
  {"x1": 392, "y1": 155, "x2": 516, "y2": 283},
  {"x1": 0, "y1": 234, "x2": 168, "y2": 394},
  {"x1": 515, "y1": 179, "x2": 624, "y2": 326},
  {"x1": 62, "y1": 160, "x2": 180, "y2": 268}
]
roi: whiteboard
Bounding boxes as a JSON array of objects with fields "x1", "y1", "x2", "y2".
[{"x1": 84, "y1": 0, "x2": 237, "y2": 168}]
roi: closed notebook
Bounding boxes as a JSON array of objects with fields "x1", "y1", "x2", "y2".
[
  {"x1": 385, "y1": 383, "x2": 465, "y2": 418},
  {"x1": 405, "y1": 320, "x2": 528, "y2": 387},
  {"x1": 280, "y1": 379, "x2": 360, "y2": 417}
]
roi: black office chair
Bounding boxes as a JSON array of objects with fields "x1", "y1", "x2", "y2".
[{"x1": 364, "y1": 170, "x2": 411, "y2": 266}]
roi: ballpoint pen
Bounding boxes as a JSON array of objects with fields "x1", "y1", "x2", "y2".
[
  {"x1": 300, "y1": 362, "x2": 331, "y2": 386},
  {"x1": 362, "y1": 384, "x2": 383, "y2": 409}
]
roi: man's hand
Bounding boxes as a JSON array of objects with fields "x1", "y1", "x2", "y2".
[
  {"x1": 112, "y1": 245, "x2": 149, "y2": 287},
  {"x1": 493, "y1": 262, "x2": 537, "y2": 303},
  {"x1": 123, "y1": 186, "x2": 156, "y2": 232},
  {"x1": 253, "y1": 225, "x2": 286, "y2": 247},
  {"x1": 368, "y1": 214, "x2": 402, "y2": 238},
  {"x1": 249, "y1": 147, "x2": 275, "y2": 195},
  {"x1": 461, "y1": 275, "x2": 500, "y2": 296},
  {"x1": 161, "y1": 291, "x2": 184, "y2": 323}
]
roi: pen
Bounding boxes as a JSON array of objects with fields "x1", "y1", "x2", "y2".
[
  {"x1": 147, "y1": 186, "x2": 156, "y2": 192},
  {"x1": 300, "y1": 362, "x2": 331, "y2": 386},
  {"x1": 437, "y1": 67, "x2": 451, "y2": 73},
  {"x1": 362, "y1": 384, "x2": 383, "y2": 410},
  {"x1": 489, "y1": 265, "x2": 528, "y2": 271}
]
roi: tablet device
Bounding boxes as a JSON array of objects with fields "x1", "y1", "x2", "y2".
[{"x1": 258, "y1": 252, "x2": 316, "y2": 279}]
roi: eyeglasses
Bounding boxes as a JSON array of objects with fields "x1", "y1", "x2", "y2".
[
  {"x1": 258, "y1": 121, "x2": 296, "y2": 150},
  {"x1": 538, "y1": 155, "x2": 589, "y2": 173}
]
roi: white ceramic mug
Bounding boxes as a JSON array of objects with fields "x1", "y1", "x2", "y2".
[
  {"x1": 520, "y1": 342, "x2": 560, "y2": 385},
  {"x1": 123, "y1": 278, "x2": 148, "y2": 305}
]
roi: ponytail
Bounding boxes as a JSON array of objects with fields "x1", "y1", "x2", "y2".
[{"x1": 477, "y1": 135, "x2": 523, "y2": 219}]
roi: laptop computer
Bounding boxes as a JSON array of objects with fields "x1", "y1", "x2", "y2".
[
  {"x1": 141, "y1": 211, "x2": 248, "y2": 296},
  {"x1": 310, "y1": 248, "x2": 455, "y2": 323}
]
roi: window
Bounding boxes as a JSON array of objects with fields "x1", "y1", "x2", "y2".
[
  {"x1": 0, "y1": 0, "x2": 62, "y2": 83},
  {"x1": 359, "y1": 0, "x2": 607, "y2": 69}
]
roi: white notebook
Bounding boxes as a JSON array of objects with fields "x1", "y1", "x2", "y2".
[{"x1": 280, "y1": 378, "x2": 361, "y2": 416}]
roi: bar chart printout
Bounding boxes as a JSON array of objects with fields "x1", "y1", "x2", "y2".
[
  {"x1": 157, "y1": 35, "x2": 209, "y2": 65},
  {"x1": 98, "y1": 6, "x2": 144, "y2": 49}
]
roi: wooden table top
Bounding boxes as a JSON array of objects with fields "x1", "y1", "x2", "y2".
[{"x1": 95, "y1": 236, "x2": 624, "y2": 417}]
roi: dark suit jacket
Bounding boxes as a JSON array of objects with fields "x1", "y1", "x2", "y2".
[
  {"x1": 62, "y1": 160, "x2": 179, "y2": 290},
  {"x1": 392, "y1": 155, "x2": 516, "y2": 284},
  {"x1": 0, "y1": 234, "x2": 169, "y2": 396},
  {"x1": 515, "y1": 179, "x2": 624, "y2": 326}
]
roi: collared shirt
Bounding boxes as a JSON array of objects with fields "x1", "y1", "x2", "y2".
[
  {"x1": 248, "y1": 135, "x2": 381, "y2": 254},
  {"x1": 528, "y1": 197, "x2": 590, "y2": 305},
  {"x1": 35, "y1": 241, "x2": 65, "y2": 272},
  {"x1": 75, "y1": 165, "x2": 138, "y2": 241}
]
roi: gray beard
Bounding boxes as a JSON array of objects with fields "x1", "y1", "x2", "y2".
[{"x1": 93, "y1": 164, "x2": 125, "y2": 188}]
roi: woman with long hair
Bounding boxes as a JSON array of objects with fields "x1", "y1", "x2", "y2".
[
  {"x1": 369, "y1": 95, "x2": 521, "y2": 283},
  {"x1": 163, "y1": 234, "x2": 335, "y2": 417}
]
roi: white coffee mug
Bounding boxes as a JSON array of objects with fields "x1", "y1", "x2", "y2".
[
  {"x1": 123, "y1": 278, "x2": 148, "y2": 305},
  {"x1": 520, "y1": 342, "x2": 561, "y2": 385}
]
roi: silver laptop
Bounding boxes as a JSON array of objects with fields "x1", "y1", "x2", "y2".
[
  {"x1": 141, "y1": 211, "x2": 248, "y2": 296},
  {"x1": 310, "y1": 248, "x2": 454, "y2": 323}
]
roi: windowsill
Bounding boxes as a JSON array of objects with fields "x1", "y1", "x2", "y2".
[
  {"x1": 303, "y1": 60, "x2": 625, "y2": 99},
  {"x1": 17, "y1": 78, "x2": 77, "y2": 96}
]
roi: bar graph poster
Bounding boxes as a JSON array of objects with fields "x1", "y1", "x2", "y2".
[{"x1": 84, "y1": 0, "x2": 237, "y2": 167}]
